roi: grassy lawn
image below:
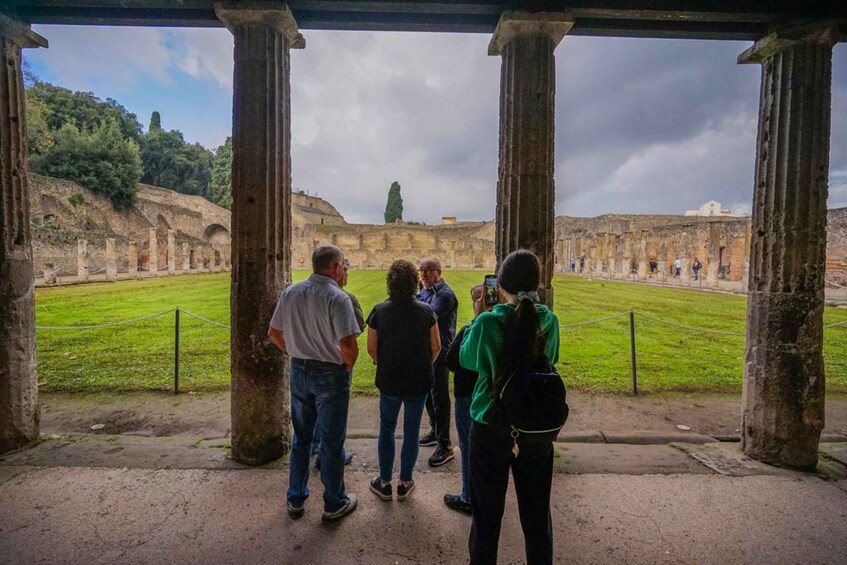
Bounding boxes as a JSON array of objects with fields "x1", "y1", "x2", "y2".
[{"x1": 34, "y1": 271, "x2": 847, "y2": 394}]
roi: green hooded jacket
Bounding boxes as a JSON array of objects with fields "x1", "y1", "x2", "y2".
[{"x1": 459, "y1": 302, "x2": 560, "y2": 424}]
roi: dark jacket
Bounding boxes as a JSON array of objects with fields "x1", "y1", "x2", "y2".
[
  {"x1": 445, "y1": 325, "x2": 478, "y2": 398},
  {"x1": 417, "y1": 279, "x2": 458, "y2": 357}
]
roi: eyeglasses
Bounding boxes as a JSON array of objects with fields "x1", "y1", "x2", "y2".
[{"x1": 419, "y1": 268, "x2": 437, "y2": 274}]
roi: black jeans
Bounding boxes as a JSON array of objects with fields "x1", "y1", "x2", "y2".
[
  {"x1": 468, "y1": 422, "x2": 553, "y2": 565},
  {"x1": 424, "y1": 357, "x2": 451, "y2": 448}
]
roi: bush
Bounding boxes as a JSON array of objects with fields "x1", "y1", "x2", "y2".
[
  {"x1": 30, "y1": 120, "x2": 142, "y2": 210},
  {"x1": 68, "y1": 193, "x2": 85, "y2": 207}
]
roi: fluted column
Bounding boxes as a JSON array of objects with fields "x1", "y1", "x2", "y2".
[
  {"x1": 105, "y1": 238, "x2": 116, "y2": 282},
  {"x1": 491, "y1": 12, "x2": 572, "y2": 307},
  {"x1": 167, "y1": 229, "x2": 175, "y2": 275},
  {"x1": 738, "y1": 25, "x2": 837, "y2": 470},
  {"x1": 148, "y1": 228, "x2": 157, "y2": 275},
  {"x1": 128, "y1": 240, "x2": 139, "y2": 278},
  {"x1": 0, "y1": 15, "x2": 46, "y2": 454},
  {"x1": 76, "y1": 239, "x2": 89, "y2": 280},
  {"x1": 217, "y1": 2, "x2": 303, "y2": 465}
]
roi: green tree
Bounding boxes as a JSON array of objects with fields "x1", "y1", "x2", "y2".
[
  {"x1": 27, "y1": 81, "x2": 142, "y2": 142},
  {"x1": 384, "y1": 181, "x2": 403, "y2": 223},
  {"x1": 140, "y1": 117, "x2": 214, "y2": 197},
  {"x1": 209, "y1": 137, "x2": 233, "y2": 209},
  {"x1": 25, "y1": 89, "x2": 54, "y2": 155},
  {"x1": 30, "y1": 119, "x2": 143, "y2": 210},
  {"x1": 149, "y1": 111, "x2": 162, "y2": 132}
]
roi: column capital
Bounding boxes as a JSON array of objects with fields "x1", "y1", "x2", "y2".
[
  {"x1": 0, "y1": 12, "x2": 48, "y2": 48},
  {"x1": 488, "y1": 11, "x2": 573, "y2": 56},
  {"x1": 214, "y1": 1, "x2": 305, "y2": 49},
  {"x1": 738, "y1": 22, "x2": 838, "y2": 64}
]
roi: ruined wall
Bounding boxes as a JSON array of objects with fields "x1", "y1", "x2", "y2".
[{"x1": 827, "y1": 207, "x2": 847, "y2": 274}]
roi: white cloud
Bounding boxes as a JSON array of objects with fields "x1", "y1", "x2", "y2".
[
  {"x1": 164, "y1": 28, "x2": 233, "y2": 89},
  {"x1": 30, "y1": 25, "x2": 171, "y2": 91}
]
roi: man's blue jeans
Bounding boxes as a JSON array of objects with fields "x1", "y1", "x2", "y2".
[
  {"x1": 378, "y1": 394, "x2": 427, "y2": 482},
  {"x1": 454, "y1": 396, "x2": 472, "y2": 502},
  {"x1": 288, "y1": 358, "x2": 351, "y2": 512}
]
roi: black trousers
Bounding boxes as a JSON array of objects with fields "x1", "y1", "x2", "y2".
[
  {"x1": 424, "y1": 357, "x2": 451, "y2": 448},
  {"x1": 468, "y1": 422, "x2": 553, "y2": 565}
]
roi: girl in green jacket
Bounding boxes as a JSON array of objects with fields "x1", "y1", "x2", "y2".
[{"x1": 459, "y1": 250, "x2": 560, "y2": 565}]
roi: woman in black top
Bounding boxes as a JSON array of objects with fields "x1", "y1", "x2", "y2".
[{"x1": 366, "y1": 260, "x2": 441, "y2": 500}]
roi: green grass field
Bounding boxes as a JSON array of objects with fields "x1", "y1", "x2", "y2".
[{"x1": 34, "y1": 271, "x2": 847, "y2": 394}]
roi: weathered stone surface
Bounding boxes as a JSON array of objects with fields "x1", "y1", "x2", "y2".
[
  {"x1": 167, "y1": 229, "x2": 175, "y2": 275},
  {"x1": 222, "y1": 12, "x2": 293, "y2": 465},
  {"x1": 182, "y1": 242, "x2": 190, "y2": 273},
  {"x1": 741, "y1": 31, "x2": 836, "y2": 471},
  {"x1": 0, "y1": 31, "x2": 40, "y2": 453},
  {"x1": 494, "y1": 33, "x2": 557, "y2": 305},
  {"x1": 105, "y1": 238, "x2": 116, "y2": 282},
  {"x1": 76, "y1": 239, "x2": 88, "y2": 280},
  {"x1": 128, "y1": 240, "x2": 139, "y2": 278},
  {"x1": 148, "y1": 228, "x2": 157, "y2": 274}
]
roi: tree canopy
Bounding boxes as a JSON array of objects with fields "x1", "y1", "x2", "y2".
[
  {"x1": 384, "y1": 181, "x2": 403, "y2": 223},
  {"x1": 209, "y1": 137, "x2": 233, "y2": 210}
]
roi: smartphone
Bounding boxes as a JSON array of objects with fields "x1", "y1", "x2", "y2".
[{"x1": 484, "y1": 275, "x2": 498, "y2": 307}]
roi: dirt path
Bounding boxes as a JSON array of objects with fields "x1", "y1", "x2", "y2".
[{"x1": 39, "y1": 390, "x2": 847, "y2": 440}]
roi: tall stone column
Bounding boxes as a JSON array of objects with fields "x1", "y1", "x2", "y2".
[
  {"x1": 217, "y1": 2, "x2": 303, "y2": 465},
  {"x1": 0, "y1": 16, "x2": 46, "y2": 454},
  {"x1": 128, "y1": 240, "x2": 139, "y2": 278},
  {"x1": 105, "y1": 238, "x2": 116, "y2": 282},
  {"x1": 182, "y1": 243, "x2": 190, "y2": 273},
  {"x1": 738, "y1": 25, "x2": 837, "y2": 470},
  {"x1": 148, "y1": 228, "x2": 158, "y2": 275},
  {"x1": 77, "y1": 239, "x2": 89, "y2": 281},
  {"x1": 490, "y1": 12, "x2": 572, "y2": 307},
  {"x1": 167, "y1": 230, "x2": 175, "y2": 275}
]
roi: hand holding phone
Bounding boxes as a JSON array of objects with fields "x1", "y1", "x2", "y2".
[{"x1": 483, "y1": 275, "x2": 498, "y2": 307}]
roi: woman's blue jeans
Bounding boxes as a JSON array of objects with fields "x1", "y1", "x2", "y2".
[{"x1": 378, "y1": 393, "x2": 427, "y2": 482}]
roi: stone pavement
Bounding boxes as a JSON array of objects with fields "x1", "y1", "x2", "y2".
[{"x1": 1, "y1": 433, "x2": 846, "y2": 564}]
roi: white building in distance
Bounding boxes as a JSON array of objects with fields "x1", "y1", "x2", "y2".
[{"x1": 684, "y1": 200, "x2": 746, "y2": 217}]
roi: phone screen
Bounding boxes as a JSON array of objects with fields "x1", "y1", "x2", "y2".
[{"x1": 484, "y1": 275, "x2": 498, "y2": 306}]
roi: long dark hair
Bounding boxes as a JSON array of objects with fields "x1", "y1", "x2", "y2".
[{"x1": 495, "y1": 250, "x2": 545, "y2": 389}]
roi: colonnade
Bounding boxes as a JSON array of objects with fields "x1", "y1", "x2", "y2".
[{"x1": 0, "y1": 7, "x2": 839, "y2": 470}]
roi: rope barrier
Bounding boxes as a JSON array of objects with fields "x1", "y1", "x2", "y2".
[
  {"x1": 181, "y1": 309, "x2": 229, "y2": 329},
  {"x1": 35, "y1": 309, "x2": 172, "y2": 330},
  {"x1": 824, "y1": 319, "x2": 847, "y2": 329},
  {"x1": 634, "y1": 312, "x2": 745, "y2": 336},
  {"x1": 560, "y1": 311, "x2": 630, "y2": 329}
]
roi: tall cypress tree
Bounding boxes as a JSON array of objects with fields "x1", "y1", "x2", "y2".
[
  {"x1": 149, "y1": 111, "x2": 162, "y2": 132},
  {"x1": 384, "y1": 181, "x2": 403, "y2": 223}
]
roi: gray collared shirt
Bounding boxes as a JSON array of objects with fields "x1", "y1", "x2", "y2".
[{"x1": 270, "y1": 273, "x2": 361, "y2": 364}]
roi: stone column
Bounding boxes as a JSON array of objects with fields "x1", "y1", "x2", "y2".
[
  {"x1": 43, "y1": 263, "x2": 56, "y2": 285},
  {"x1": 105, "y1": 238, "x2": 116, "y2": 282},
  {"x1": 182, "y1": 243, "x2": 190, "y2": 273},
  {"x1": 148, "y1": 228, "x2": 158, "y2": 275},
  {"x1": 0, "y1": 16, "x2": 46, "y2": 454},
  {"x1": 128, "y1": 241, "x2": 139, "y2": 278},
  {"x1": 217, "y1": 2, "x2": 303, "y2": 465},
  {"x1": 167, "y1": 230, "x2": 176, "y2": 275},
  {"x1": 738, "y1": 25, "x2": 837, "y2": 470},
  {"x1": 77, "y1": 239, "x2": 89, "y2": 281},
  {"x1": 490, "y1": 12, "x2": 572, "y2": 307}
]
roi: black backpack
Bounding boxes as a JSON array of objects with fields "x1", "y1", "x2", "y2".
[{"x1": 488, "y1": 357, "x2": 569, "y2": 444}]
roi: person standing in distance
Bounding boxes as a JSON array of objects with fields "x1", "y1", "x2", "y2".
[
  {"x1": 267, "y1": 245, "x2": 361, "y2": 523},
  {"x1": 417, "y1": 257, "x2": 458, "y2": 466}
]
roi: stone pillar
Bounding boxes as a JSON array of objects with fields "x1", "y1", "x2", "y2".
[
  {"x1": 167, "y1": 230, "x2": 176, "y2": 275},
  {"x1": 490, "y1": 12, "x2": 572, "y2": 307},
  {"x1": 148, "y1": 228, "x2": 158, "y2": 275},
  {"x1": 128, "y1": 241, "x2": 139, "y2": 278},
  {"x1": 43, "y1": 263, "x2": 56, "y2": 284},
  {"x1": 0, "y1": 16, "x2": 46, "y2": 454},
  {"x1": 212, "y1": 249, "x2": 222, "y2": 272},
  {"x1": 217, "y1": 3, "x2": 303, "y2": 465},
  {"x1": 77, "y1": 239, "x2": 89, "y2": 281},
  {"x1": 105, "y1": 238, "x2": 116, "y2": 282},
  {"x1": 738, "y1": 25, "x2": 837, "y2": 470},
  {"x1": 182, "y1": 243, "x2": 190, "y2": 273}
]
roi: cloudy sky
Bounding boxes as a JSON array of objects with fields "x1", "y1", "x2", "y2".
[{"x1": 25, "y1": 25, "x2": 847, "y2": 224}]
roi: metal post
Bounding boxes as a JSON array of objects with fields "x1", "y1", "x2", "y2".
[
  {"x1": 629, "y1": 311, "x2": 638, "y2": 395},
  {"x1": 174, "y1": 307, "x2": 180, "y2": 394}
]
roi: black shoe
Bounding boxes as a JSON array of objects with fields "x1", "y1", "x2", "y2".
[
  {"x1": 444, "y1": 494, "x2": 472, "y2": 516},
  {"x1": 419, "y1": 430, "x2": 437, "y2": 446},
  {"x1": 315, "y1": 450, "x2": 354, "y2": 470},
  {"x1": 428, "y1": 445, "x2": 455, "y2": 467},
  {"x1": 287, "y1": 499, "x2": 305, "y2": 520},
  {"x1": 321, "y1": 494, "x2": 358, "y2": 523},
  {"x1": 396, "y1": 480, "x2": 415, "y2": 500},
  {"x1": 369, "y1": 477, "x2": 392, "y2": 501}
]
